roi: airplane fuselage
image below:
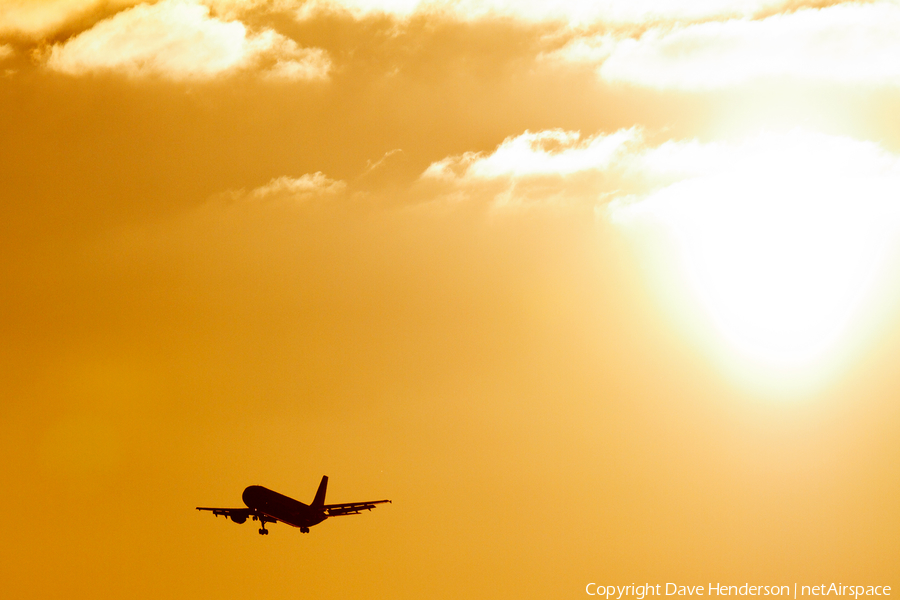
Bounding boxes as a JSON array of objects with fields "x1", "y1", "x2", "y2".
[{"x1": 242, "y1": 485, "x2": 327, "y2": 530}]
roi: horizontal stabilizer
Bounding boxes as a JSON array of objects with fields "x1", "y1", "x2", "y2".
[{"x1": 324, "y1": 499, "x2": 391, "y2": 517}]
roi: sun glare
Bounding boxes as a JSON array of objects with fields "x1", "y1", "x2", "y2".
[{"x1": 613, "y1": 131, "x2": 900, "y2": 377}]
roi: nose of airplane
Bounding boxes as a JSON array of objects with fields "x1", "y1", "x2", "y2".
[{"x1": 242, "y1": 485, "x2": 264, "y2": 508}]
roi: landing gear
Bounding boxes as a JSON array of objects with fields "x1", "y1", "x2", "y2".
[
  {"x1": 252, "y1": 514, "x2": 270, "y2": 535},
  {"x1": 300, "y1": 527, "x2": 309, "y2": 533}
]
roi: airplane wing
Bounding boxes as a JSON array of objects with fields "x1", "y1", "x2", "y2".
[
  {"x1": 196, "y1": 507, "x2": 276, "y2": 525},
  {"x1": 324, "y1": 499, "x2": 391, "y2": 517}
]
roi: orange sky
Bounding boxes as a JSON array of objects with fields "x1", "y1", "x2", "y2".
[{"x1": 1, "y1": 1, "x2": 899, "y2": 598}]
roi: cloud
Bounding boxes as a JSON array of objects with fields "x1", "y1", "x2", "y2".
[
  {"x1": 0, "y1": 44, "x2": 12, "y2": 60},
  {"x1": 293, "y1": 0, "x2": 798, "y2": 24},
  {"x1": 421, "y1": 129, "x2": 645, "y2": 208},
  {"x1": 420, "y1": 127, "x2": 900, "y2": 224},
  {"x1": 608, "y1": 130, "x2": 900, "y2": 219},
  {"x1": 426, "y1": 129, "x2": 639, "y2": 179},
  {"x1": 44, "y1": 0, "x2": 331, "y2": 81},
  {"x1": 262, "y1": 47, "x2": 332, "y2": 81},
  {"x1": 548, "y1": 1, "x2": 900, "y2": 89},
  {"x1": 244, "y1": 172, "x2": 347, "y2": 201},
  {"x1": 0, "y1": 0, "x2": 139, "y2": 39}
]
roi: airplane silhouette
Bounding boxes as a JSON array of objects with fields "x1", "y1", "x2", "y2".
[{"x1": 197, "y1": 476, "x2": 390, "y2": 535}]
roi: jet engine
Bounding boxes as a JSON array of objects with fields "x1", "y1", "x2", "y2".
[{"x1": 230, "y1": 514, "x2": 247, "y2": 524}]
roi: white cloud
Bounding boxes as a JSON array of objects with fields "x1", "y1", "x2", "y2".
[
  {"x1": 427, "y1": 129, "x2": 639, "y2": 179},
  {"x1": 419, "y1": 127, "x2": 764, "y2": 208},
  {"x1": 293, "y1": 0, "x2": 795, "y2": 24},
  {"x1": 247, "y1": 172, "x2": 347, "y2": 200},
  {"x1": 433, "y1": 125, "x2": 900, "y2": 177},
  {"x1": 0, "y1": 43, "x2": 13, "y2": 60},
  {"x1": 44, "y1": 0, "x2": 331, "y2": 81},
  {"x1": 548, "y1": 1, "x2": 900, "y2": 89},
  {"x1": 0, "y1": 0, "x2": 139, "y2": 38},
  {"x1": 423, "y1": 128, "x2": 900, "y2": 268},
  {"x1": 262, "y1": 47, "x2": 332, "y2": 81},
  {"x1": 421, "y1": 129, "x2": 644, "y2": 207}
]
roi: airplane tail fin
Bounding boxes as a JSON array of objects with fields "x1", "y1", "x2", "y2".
[{"x1": 312, "y1": 476, "x2": 328, "y2": 509}]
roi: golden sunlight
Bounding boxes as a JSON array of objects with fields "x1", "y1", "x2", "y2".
[
  {"x1": 6, "y1": 0, "x2": 900, "y2": 594},
  {"x1": 613, "y1": 131, "x2": 900, "y2": 373}
]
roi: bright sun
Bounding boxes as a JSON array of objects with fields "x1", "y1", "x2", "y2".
[{"x1": 614, "y1": 131, "x2": 900, "y2": 374}]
